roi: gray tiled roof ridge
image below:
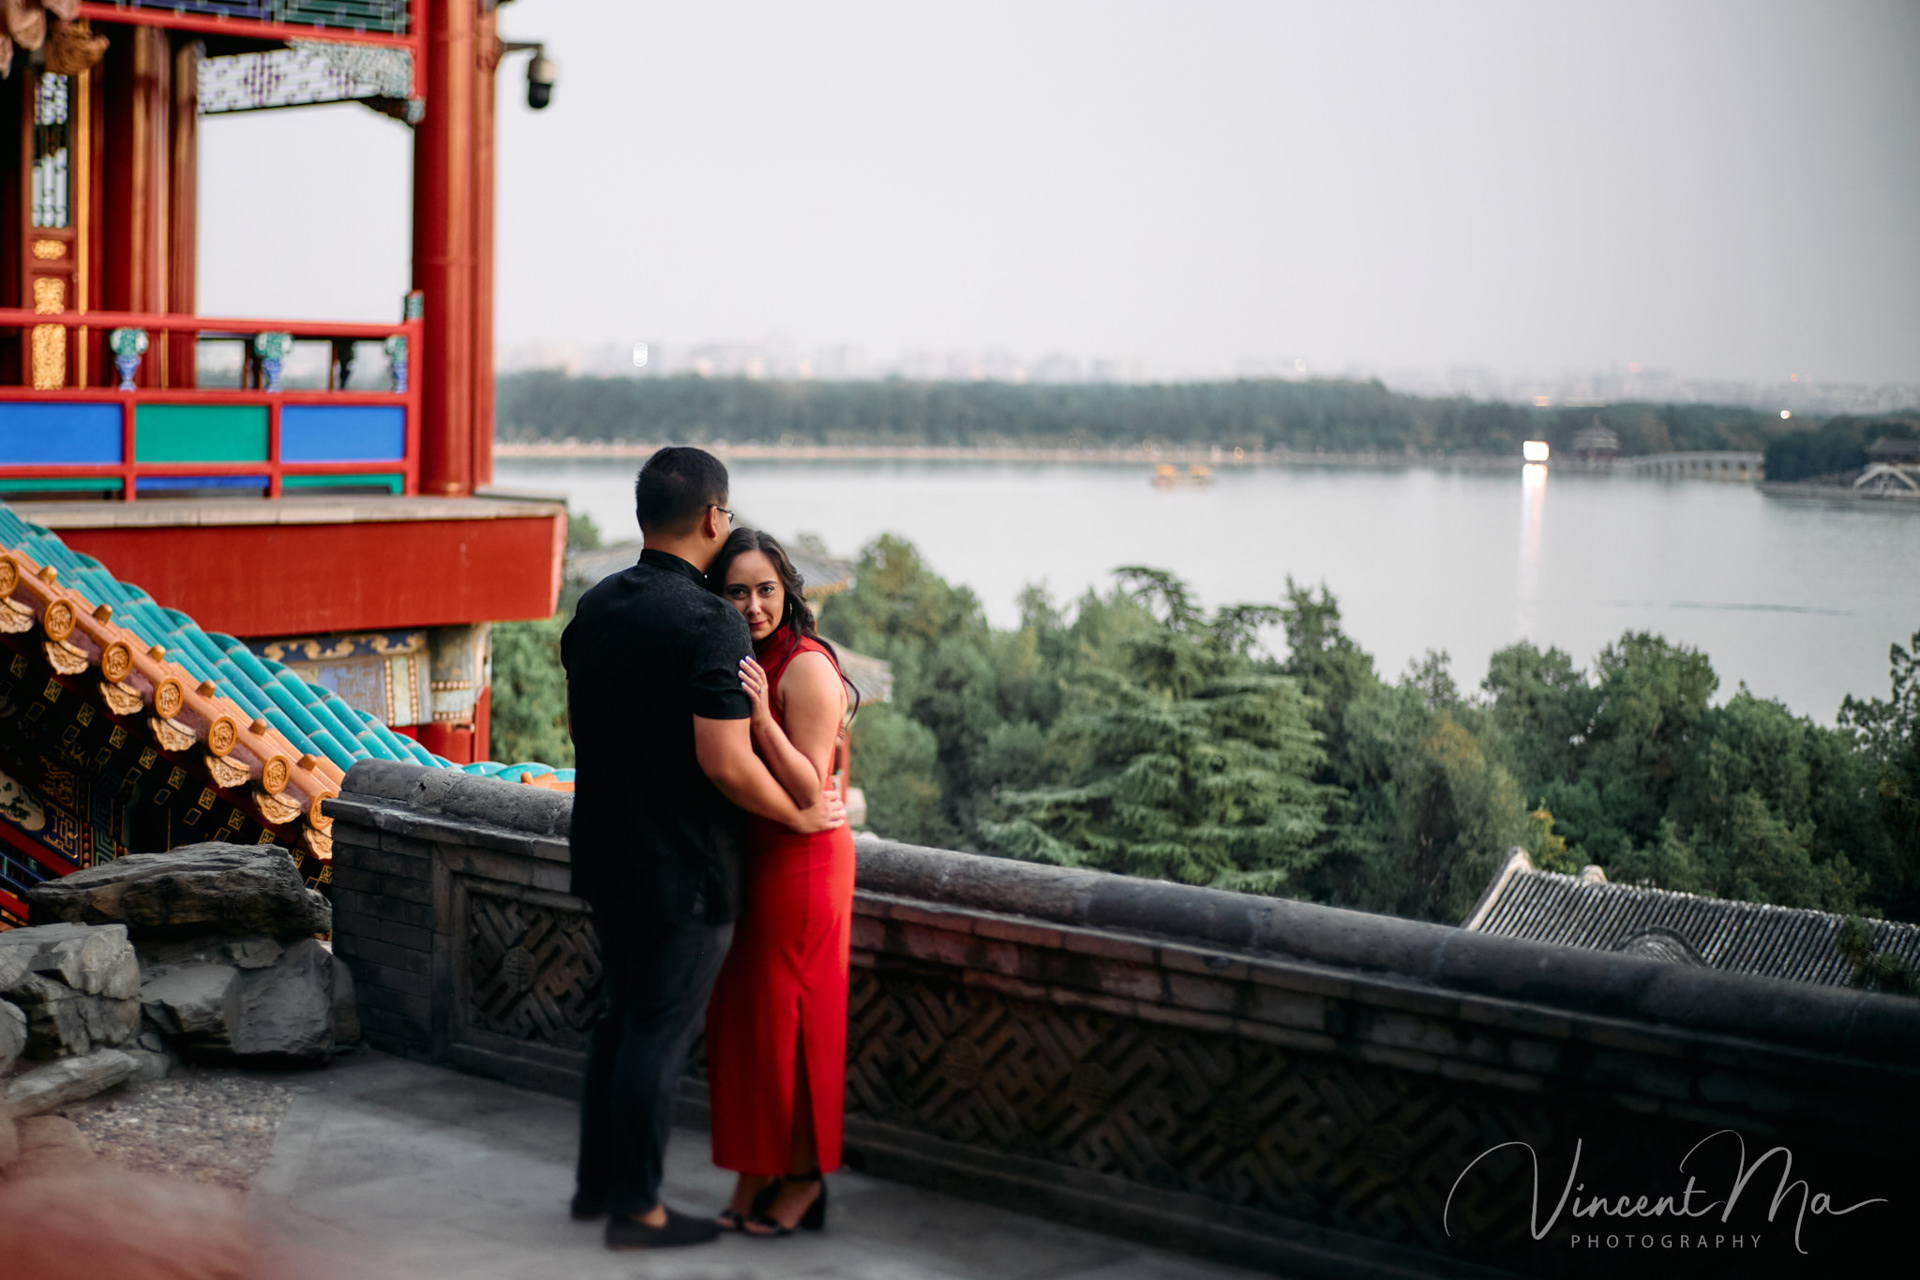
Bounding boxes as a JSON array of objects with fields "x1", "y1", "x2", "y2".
[
  {"x1": 1471, "y1": 851, "x2": 1920, "y2": 988},
  {"x1": 1508, "y1": 860, "x2": 1895, "y2": 915}
]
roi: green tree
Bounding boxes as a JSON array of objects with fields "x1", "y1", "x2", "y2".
[
  {"x1": 1483, "y1": 633, "x2": 1887, "y2": 915},
  {"x1": 1839, "y1": 632, "x2": 1920, "y2": 919},
  {"x1": 499, "y1": 369, "x2": 1822, "y2": 460},
  {"x1": 1301, "y1": 639, "x2": 1560, "y2": 921},
  {"x1": 823, "y1": 535, "x2": 1068, "y2": 845},
  {"x1": 1837, "y1": 916, "x2": 1919, "y2": 995},
  {"x1": 485, "y1": 508, "x2": 604, "y2": 769},
  {"x1": 980, "y1": 568, "x2": 1329, "y2": 893},
  {"x1": 489, "y1": 611, "x2": 573, "y2": 768},
  {"x1": 847, "y1": 703, "x2": 945, "y2": 845}
]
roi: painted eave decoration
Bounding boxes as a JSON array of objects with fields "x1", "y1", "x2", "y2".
[{"x1": 0, "y1": 502, "x2": 571, "y2": 919}]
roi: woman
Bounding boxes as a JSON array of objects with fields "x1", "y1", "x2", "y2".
[{"x1": 704, "y1": 528, "x2": 858, "y2": 1237}]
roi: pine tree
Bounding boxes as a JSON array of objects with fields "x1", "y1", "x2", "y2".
[{"x1": 981, "y1": 568, "x2": 1329, "y2": 893}]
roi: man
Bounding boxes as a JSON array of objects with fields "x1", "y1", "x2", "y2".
[{"x1": 563, "y1": 447, "x2": 844, "y2": 1250}]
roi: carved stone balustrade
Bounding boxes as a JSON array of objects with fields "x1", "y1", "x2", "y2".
[{"x1": 326, "y1": 761, "x2": 1920, "y2": 1279}]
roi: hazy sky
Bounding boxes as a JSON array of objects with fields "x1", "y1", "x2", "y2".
[{"x1": 201, "y1": 0, "x2": 1920, "y2": 384}]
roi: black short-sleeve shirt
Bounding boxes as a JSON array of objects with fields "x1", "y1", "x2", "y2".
[{"x1": 561, "y1": 549, "x2": 753, "y2": 927}]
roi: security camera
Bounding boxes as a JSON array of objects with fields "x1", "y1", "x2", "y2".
[{"x1": 527, "y1": 54, "x2": 557, "y2": 110}]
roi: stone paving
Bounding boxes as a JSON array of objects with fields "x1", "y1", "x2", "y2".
[{"x1": 249, "y1": 1048, "x2": 1270, "y2": 1280}]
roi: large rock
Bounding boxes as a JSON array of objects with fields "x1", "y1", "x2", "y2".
[
  {"x1": 331, "y1": 952, "x2": 361, "y2": 1045},
  {"x1": 139, "y1": 964, "x2": 237, "y2": 1049},
  {"x1": 121, "y1": 1047, "x2": 172, "y2": 1084},
  {"x1": 138, "y1": 940, "x2": 335, "y2": 1059},
  {"x1": 3, "y1": 1049, "x2": 134, "y2": 1119},
  {"x1": 0, "y1": 1000, "x2": 23, "y2": 1074},
  {"x1": 229, "y1": 938, "x2": 334, "y2": 1059},
  {"x1": 24, "y1": 842, "x2": 330, "y2": 938},
  {"x1": 135, "y1": 934, "x2": 284, "y2": 971},
  {"x1": 0, "y1": 923, "x2": 138, "y2": 997},
  {"x1": 0, "y1": 923, "x2": 142, "y2": 1058},
  {"x1": 4, "y1": 973, "x2": 91, "y2": 1059},
  {"x1": 81, "y1": 996, "x2": 140, "y2": 1048}
]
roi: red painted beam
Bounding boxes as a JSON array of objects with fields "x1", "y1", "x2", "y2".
[
  {"x1": 0, "y1": 816, "x2": 81, "y2": 881},
  {"x1": 0, "y1": 309, "x2": 423, "y2": 341},
  {"x1": 0, "y1": 388, "x2": 408, "y2": 404},
  {"x1": 57, "y1": 515, "x2": 564, "y2": 637},
  {"x1": 74, "y1": 5, "x2": 427, "y2": 98},
  {"x1": 0, "y1": 462, "x2": 410, "y2": 477}
]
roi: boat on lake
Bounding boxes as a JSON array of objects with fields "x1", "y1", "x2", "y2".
[{"x1": 1152, "y1": 463, "x2": 1214, "y2": 489}]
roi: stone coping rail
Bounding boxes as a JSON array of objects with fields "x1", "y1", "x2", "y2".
[
  {"x1": 328, "y1": 760, "x2": 1920, "y2": 1067},
  {"x1": 853, "y1": 838, "x2": 1920, "y2": 1065}
]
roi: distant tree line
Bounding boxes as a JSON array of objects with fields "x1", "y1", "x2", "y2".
[
  {"x1": 1762, "y1": 414, "x2": 1920, "y2": 483},
  {"x1": 497, "y1": 372, "x2": 1827, "y2": 458}
]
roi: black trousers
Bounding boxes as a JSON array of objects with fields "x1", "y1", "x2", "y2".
[{"x1": 575, "y1": 907, "x2": 733, "y2": 1217}]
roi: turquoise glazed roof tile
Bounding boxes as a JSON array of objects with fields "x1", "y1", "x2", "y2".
[{"x1": 0, "y1": 501, "x2": 572, "y2": 787}]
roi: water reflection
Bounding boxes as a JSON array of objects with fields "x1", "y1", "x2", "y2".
[{"x1": 1516, "y1": 462, "x2": 1547, "y2": 639}]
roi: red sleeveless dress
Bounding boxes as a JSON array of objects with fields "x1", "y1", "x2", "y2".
[{"x1": 705, "y1": 632, "x2": 857, "y2": 1175}]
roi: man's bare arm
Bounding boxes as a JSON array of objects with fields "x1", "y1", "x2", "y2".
[{"x1": 693, "y1": 715, "x2": 844, "y2": 832}]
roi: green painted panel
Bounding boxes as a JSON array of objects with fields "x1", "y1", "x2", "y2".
[
  {"x1": 0, "y1": 476, "x2": 121, "y2": 491},
  {"x1": 134, "y1": 405, "x2": 269, "y2": 463},
  {"x1": 282, "y1": 473, "x2": 404, "y2": 494}
]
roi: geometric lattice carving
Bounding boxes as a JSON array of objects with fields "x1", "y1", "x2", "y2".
[
  {"x1": 200, "y1": 41, "x2": 414, "y2": 117},
  {"x1": 466, "y1": 889, "x2": 602, "y2": 1051},
  {"x1": 840, "y1": 966, "x2": 1608, "y2": 1263}
]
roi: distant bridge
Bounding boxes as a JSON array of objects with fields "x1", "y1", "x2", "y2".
[
  {"x1": 1855, "y1": 463, "x2": 1920, "y2": 494},
  {"x1": 1618, "y1": 450, "x2": 1764, "y2": 482}
]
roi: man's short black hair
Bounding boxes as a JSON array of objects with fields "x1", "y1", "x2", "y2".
[{"x1": 635, "y1": 447, "x2": 729, "y2": 536}]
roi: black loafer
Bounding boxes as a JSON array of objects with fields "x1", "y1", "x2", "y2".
[{"x1": 606, "y1": 1206, "x2": 724, "y2": 1250}]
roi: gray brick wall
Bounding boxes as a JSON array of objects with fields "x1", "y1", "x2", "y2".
[{"x1": 328, "y1": 828, "x2": 437, "y2": 1057}]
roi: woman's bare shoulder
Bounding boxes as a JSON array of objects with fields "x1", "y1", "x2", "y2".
[
  {"x1": 779, "y1": 649, "x2": 846, "y2": 706},
  {"x1": 781, "y1": 648, "x2": 841, "y2": 686}
]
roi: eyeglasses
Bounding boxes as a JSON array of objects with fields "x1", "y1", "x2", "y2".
[{"x1": 712, "y1": 505, "x2": 734, "y2": 524}]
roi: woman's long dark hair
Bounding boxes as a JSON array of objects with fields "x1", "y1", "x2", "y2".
[{"x1": 708, "y1": 528, "x2": 860, "y2": 720}]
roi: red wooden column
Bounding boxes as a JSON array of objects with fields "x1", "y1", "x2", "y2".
[
  {"x1": 469, "y1": 3, "x2": 498, "y2": 490},
  {"x1": 0, "y1": 75, "x2": 20, "y2": 384},
  {"x1": 414, "y1": 0, "x2": 477, "y2": 496},
  {"x1": 166, "y1": 37, "x2": 198, "y2": 388},
  {"x1": 99, "y1": 25, "x2": 172, "y2": 359}
]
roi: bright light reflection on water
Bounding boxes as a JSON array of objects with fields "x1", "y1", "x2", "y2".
[{"x1": 498, "y1": 457, "x2": 1920, "y2": 721}]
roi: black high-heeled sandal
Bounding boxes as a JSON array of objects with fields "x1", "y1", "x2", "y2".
[
  {"x1": 744, "y1": 1173, "x2": 826, "y2": 1237},
  {"x1": 717, "y1": 1178, "x2": 783, "y2": 1231}
]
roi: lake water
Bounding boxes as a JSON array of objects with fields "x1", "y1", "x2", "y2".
[{"x1": 496, "y1": 457, "x2": 1920, "y2": 721}]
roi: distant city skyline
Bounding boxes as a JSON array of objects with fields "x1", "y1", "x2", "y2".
[
  {"x1": 199, "y1": 1, "x2": 1920, "y2": 391},
  {"x1": 497, "y1": 334, "x2": 1919, "y2": 418}
]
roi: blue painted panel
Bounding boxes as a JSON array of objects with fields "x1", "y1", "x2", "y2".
[
  {"x1": 0, "y1": 402, "x2": 123, "y2": 463},
  {"x1": 135, "y1": 476, "x2": 268, "y2": 492},
  {"x1": 280, "y1": 405, "x2": 405, "y2": 462}
]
